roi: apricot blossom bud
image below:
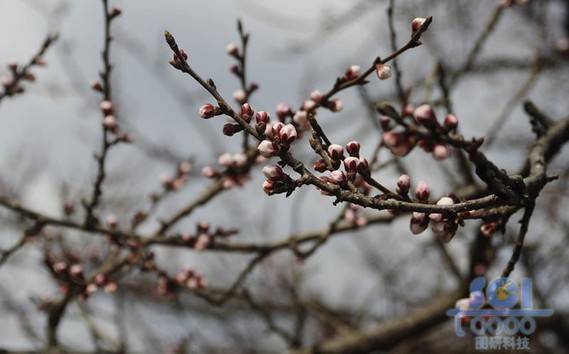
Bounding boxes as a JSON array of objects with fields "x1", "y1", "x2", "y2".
[
  {"x1": 233, "y1": 90, "x2": 247, "y2": 104},
  {"x1": 226, "y1": 43, "x2": 239, "y2": 57},
  {"x1": 103, "y1": 115, "x2": 118, "y2": 131},
  {"x1": 241, "y1": 103, "x2": 254, "y2": 121},
  {"x1": 411, "y1": 17, "x2": 427, "y2": 33},
  {"x1": 100, "y1": 100, "x2": 113, "y2": 115},
  {"x1": 444, "y1": 114, "x2": 458, "y2": 130},
  {"x1": 415, "y1": 181, "x2": 430, "y2": 201},
  {"x1": 255, "y1": 111, "x2": 270, "y2": 124},
  {"x1": 276, "y1": 103, "x2": 292, "y2": 120},
  {"x1": 303, "y1": 99, "x2": 317, "y2": 111},
  {"x1": 397, "y1": 174, "x2": 411, "y2": 194},
  {"x1": 328, "y1": 98, "x2": 343, "y2": 112},
  {"x1": 327, "y1": 144, "x2": 344, "y2": 160},
  {"x1": 343, "y1": 65, "x2": 361, "y2": 81},
  {"x1": 199, "y1": 104, "x2": 216, "y2": 119},
  {"x1": 279, "y1": 124, "x2": 297, "y2": 144},
  {"x1": 432, "y1": 144, "x2": 450, "y2": 160},
  {"x1": 410, "y1": 212, "x2": 429, "y2": 235},
  {"x1": 262, "y1": 165, "x2": 284, "y2": 180},
  {"x1": 346, "y1": 141, "x2": 360, "y2": 156},
  {"x1": 310, "y1": 90, "x2": 324, "y2": 103},
  {"x1": 343, "y1": 156, "x2": 358, "y2": 172},
  {"x1": 414, "y1": 104, "x2": 436, "y2": 125},
  {"x1": 258, "y1": 140, "x2": 277, "y2": 157},
  {"x1": 329, "y1": 170, "x2": 347, "y2": 185},
  {"x1": 375, "y1": 63, "x2": 392, "y2": 80}
]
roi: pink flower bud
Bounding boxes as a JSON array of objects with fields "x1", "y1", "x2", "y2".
[
  {"x1": 293, "y1": 110, "x2": 308, "y2": 127},
  {"x1": 402, "y1": 104, "x2": 414, "y2": 117},
  {"x1": 53, "y1": 262, "x2": 67, "y2": 273},
  {"x1": 241, "y1": 103, "x2": 254, "y2": 121},
  {"x1": 276, "y1": 103, "x2": 292, "y2": 120},
  {"x1": 411, "y1": 17, "x2": 427, "y2": 33},
  {"x1": 356, "y1": 157, "x2": 369, "y2": 172},
  {"x1": 233, "y1": 90, "x2": 247, "y2": 104},
  {"x1": 69, "y1": 264, "x2": 83, "y2": 277},
  {"x1": 444, "y1": 114, "x2": 458, "y2": 130},
  {"x1": 431, "y1": 220, "x2": 457, "y2": 243},
  {"x1": 327, "y1": 144, "x2": 344, "y2": 160},
  {"x1": 279, "y1": 124, "x2": 297, "y2": 144},
  {"x1": 345, "y1": 141, "x2": 360, "y2": 156},
  {"x1": 397, "y1": 174, "x2": 411, "y2": 194},
  {"x1": 110, "y1": 6, "x2": 122, "y2": 17},
  {"x1": 310, "y1": 90, "x2": 324, "y2": 103},
  {"x1": 329, "y1": 170, "x2": 347, "y2": 185},
  {"x1": 255, "y1": 111, "x2": 270, "y2": 124},
  {"x1": 375, "y1": 63, "x2": 392, "y2": 80},
  {"x1": 344, "y1": 65, "x2": 361, "y2": 81},
  {"x1": 262, "y1": 165, "x2": 284, "y2": 180},
  {"x1": 480, "y1": 222, "x2": 498, "y2": 238},
  {"x1": 233, "y1": 153, "x2": 247, "y2": 167},
  {"x1": 226, "y1": 43, "x2": 239, "y2": 57},
  {"x1": 303, "y1": 99, "x2": 317, "y2": 111},
  {"x1": 100, "y1": 100, "x2": 113, "y2": 115},
  {"x1": 262, "y1": 179, "x2": 275, "y2": 195},
  {"x1": 410, "y1": 212, "x2": 429, "y2": 235},
  {"x1": 106, "y1": 215, "x2": 118, "y2": 228},
  {"x1": 432, "y1": 144, "x2": 450, "y2": 160},
  {"x1": 415, "y1": 181, "x2": 430, "y2": 201},
  {"x1": 102, "y1": 115, "x2": 118, "y2": 131},
  {"x1": 222, "y1": 123, "x2": 242, "y2": 136},
  {"x1": 430, "y1": 197, "x2": 454, "y2": 221},
  {"x1": 258, "y1": 140, "x2": 277, "y2": 157},
  {"x1": 314, "y1": 159, "x2": 327, "y2": 173},
  {"x1": 202, "y1": 166, "x2": 217, "y2": 178},
  {"x1": 383, "y1": 131, "x2": 413, "y2": 156},
  {"x1": 218, "y1": 153, "x2": 235, "y2": 167},
  {"x1": 199, "y1": 104, "x2": 216, "y2": 119},
  {"x1": 91, "y1": 80, "x2": 103, "y2": 92},
  {"x1": 271, "y1": 121, "x2": 285, "y2": 137},
  {"x1": 194, "y1": 234, "x2": 210, "y2": 251},
  {"x1": 328, "y1": 98, "x2": 343, "y2": 112},
  {"x1": 343, "y1": 156, "x2": 359, "y2": 172},
  {"x1": 413, "y1": 104, "x2": 436, "y2": 125},
  {"x1": 178, "y1": 161, "x2": 192, "y2": 175}
]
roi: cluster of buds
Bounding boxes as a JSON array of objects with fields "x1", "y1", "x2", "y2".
[
  {"x1": 159, "y1": 160, "x2": 192, "y2": 191},
  {"x1": 157, "y1": 267, "x2": 206, "y2": 296},
  {"x1": 202, "y1": 152, "x2": 251, "y2": 188},
  {"x1": 257, "y1": 122, "x2": 298, "y2": 158},
  {"x1": 406, "y1": 179, "x2": 460, "y2": 242},
  {"x1": 343, "y1": 204, "x2": 367, "y2": 227},
  {"x1": 313, "y1": 141, "x2": 369, "y2": 181},
  {"x1": 98, "y1": 99, "x2": 132, "y2": 142},
  {"x1": 85, "y1": 272, "x2": 118, "y2": 296},
  {"x1": 1, "y1": 57, "x2": 44, "y2": 97},
  {"x1": 226, "y1": 41, "x2": 259, "y2": 104},
  {"x1": 48, "y1": 259, "x2": 106, "y2": 299},
  {"x1": 262, "y1": 165, "x2": 294, "y2": 196},
  {"x1": 379, "y1": 103, "x2": 458, "y2": 160},
  {"x1": 178, "y1": 221, "x2": 237, "y2": 251}
]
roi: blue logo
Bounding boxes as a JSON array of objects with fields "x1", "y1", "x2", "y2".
[{"x1": 447, "y1": 277, "x2": 553, "y2": 339}]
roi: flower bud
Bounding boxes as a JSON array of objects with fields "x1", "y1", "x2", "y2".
[
  {"x1": 91, "y1": 80, "x2": 103, "y2": 92},
  {"x1": 343, "y1": 156, "x2": 359, "y2": 172},
  {"x1": 310, "y1": 90, "x2": 323, "y2": 103},
  {"x1": 218, "y1": 153, "x2": 235, "y2": 167},
  {"x1": 250, "y1": 111, "x2": 268, "y2": 125},
  {"x1": 480, "y1": 222, "x2": 498, "y2": 238},
  {"x1": 383, "y1": 131, "x2": 412, "y2": 156},
  {"x1": 415, "y1": 181, "x2": 430, "y2": 201},
  {"x1": 69, "y1": 264, "x2": 84, "y2": 277},
  {"x1": 327, "y1": 144, "x2": 344, "y2": 160},
  {"x1": 303, "y1": 99, "x2": 317, "y2": 111},
  {"x1": 100, "y1": 100, "x2": 113, "y2": 115},
  {"x1": 356, "y1": 157, "x2": 369, "y2": 172},
  {"x1": 279, "y1": 124, "x2": 297, "y2": 144},
  {"x1": 329, "y1": 170, "x2": 347, "y2": 185},
  {"x1": 413, "y1": 104, "x2": 436, "y2": 126},
  {"x1": 262, "y1": 165, "x2": 284, "y2": 180},
  {"x1": 402, "y1": 104, "x2": 414, "y2": 117},
  {"x1": 411, "y1": 17, "x2": 427, "y2": 33},
  {"x1": 375, "y1": 63, "x2": 392, "y2": 80},
  {"x1": 343, "y1": 65, "x2": 361, "y2": 81},
  {"x1": 271, "y1": 121, "x2": 285, "y2": 137},
  {"x1": 432, "y1": 144, "x2": 450, "y2": 160},
  {"x1": 103, "y1": 115, "x2": 118, "y2": 131},
  {"x1": 201, "y1": 166, "x2": 217, "y2": 178},
  {"x1": 258, "y1": 140, "x2": 277, "y2": 157},
  {"x1": 194, "y1": 234, "x2": 210, "y2": 251},
  {"x1": 241, "y1": 103, "x2": 254, "y2": 122},
  {"x1": 431, "y1": 220, "x2": 457, "y2": 243},
  {"x1": 345, "y1": 141, "x2": 360, "y2": 156},
  {"x1": 313, "y1": 159, "x2": 327, "y2": 173},
  {"x1": 328, "y1": 98, "x2": 343, "y2": 112},
  {"x1": 233, "y1": 90, "x2": 247, "y2": 104},
  {"x1": 262, "y1": 179, "x2": 275, "y2": 195},
  {"x1": 276, "y1": 103, "x2": 292, "y2": 120},
  {"x1": 444, "y1": 114, "x2": 458, "y2": 130},
  {"x1": 410, "y1": 212, "x2": 429, "y2": 235},
  {"x1": 397, "y1": 174, "x2": 411, "y2": 194},
  {"x1": 199, "y1": 104, "x2": 216, "y2": 119},
  {"x1": 233, "y1": 153, "x2": 247, "y2": 167},
  {"x1": 430, "y1": 196, "x2": 454, "y2": 221},
  {"x1": 293, "y1": 110, "x2": 308, "y2": 128},
  {"x1": 106, "y1": 215, "x2": 118, "y2": 228},
  {"x1": 222, "y1": 123, "x2": 242, "y2": 136},
  {"x1": 226, "y1": 43, "x2": 239, "y2": 57}
]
